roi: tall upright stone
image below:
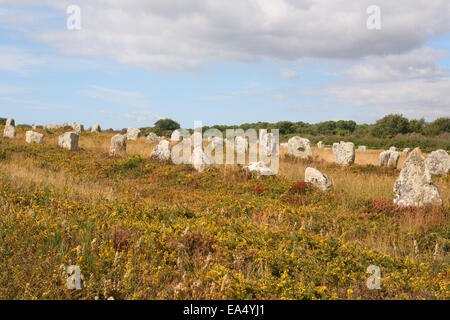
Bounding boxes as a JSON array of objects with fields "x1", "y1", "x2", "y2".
[
  {"x1": 332, "y1": 141, "x2": 355, "y2": 165},
  {"x1": 110, "y1": 134, "x2": 127, "y2": 157},
  {"x1": 3, "y1": 118, "x2": 16, "y2": 138},
  {"x1": 146, "y1": 132, "x2": 160, "y2": 143},
  {"x1": 425, "y1": 149, "x2": 450, "y2": 175},
  {"x1": 192, "y1": 146, "x2": 213, "y2": 172},
  {"x1": 58, "y1": 132, "x2": 79, "y2": 150},
  {"x1": 91, "y1": 124, "x2": 101, "y2": 133},
  {"x1": 393, "y1": 150, "x2": 442, "y2": 207},
  {"x1": 287, "y1": 136, "x2": 313, "y2": 159}
]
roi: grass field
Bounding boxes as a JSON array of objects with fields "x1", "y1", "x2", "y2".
[{"x1": 0, "y1": 127, "x2": 448, "y2": 300}]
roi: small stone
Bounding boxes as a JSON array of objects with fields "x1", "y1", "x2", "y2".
[
  {"x1": 287, "y1": 136, "x2": 313, "y2": 159},
  {"x1": 393, "y1": 150, "x2": 442, "y2": 207},
  {"x1": 109, "y1": 134, "x2": 127, "y2": 157},
  {"x1": 126, "y1": 128, "x2": 141, "y2": 140},
  {"x1": 389, "y1": 146, "x2": 397, "y2": 152},
  {"x1": 332, "y1": 141, "x2": 355, "y2": 165},
  {"x1": 91, "y1": 124, "x2": 101, "y2": 133},
  {"x1": 25, "y1": 131, "x2": 43, "y2": 144},
  {"x1": 58, "y1": 132, "x2": 79, "y2": 150},
  {"x1": 379, "y1": 150, "x2": 400, "y2": 168},
  {"x1": 146, "y1": 132, "x2": 160, "y2": 143},
  {"x1": 317, "y1": 141, "x2": 324, "y2": 149},
  {"x1": 304, "y1": 167, "x2": 333, "y2": 191},
  {"x1": 243, "y1": 161, "x2": 274, "y2": 176},
  {"x1": 425, "y1": 149, "x2": 449, "y2": 175},
  {"x1": 192, "y1": 146, "x2": 213, "y2": 172},
  {"x1": 151, "y1": 140, "x2": 172, "y2": 160},
  {"x1": 358, "y1": 146, "x2": 367, "y2": 152},
  {"x1": 403, "y1": 148, "x2": 411, "y2": 155}
]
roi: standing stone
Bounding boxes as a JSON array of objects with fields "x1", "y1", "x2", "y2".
[
  {"x1": 379, "y1": 150, "x2": 400, "y2": 168},
  {"x1": 192, "y1": 146, "x2": 213, "y2": 172},
  {"x1": 32, "y1": 124, "x2": 38, "y2": 130},
  {"x1": 260, "y1": 132, "x2": 277, "y2": 157},
  {"x1": 58, "y1": 132, "x2": 79, "y2": 150},
  {"x1": 317, "y1": 141, "x2": 324, "y2": 149},
  {"x1": 109, "y1": 134, "x2": 127, "y2": 157},
  {"x1": 389, "y1": 146, "x2": 397, "y2": 152},
  {"x1": 358, "y1": 146, "x2": 367, "y2": 152},
  {"x1": 191, "y1": 132, "x2": 203, "y2": 148},
  {"x1": 75, "y1": 124, "x2": 84, "y2": 134},
  {"x1": 243, "y1": 161, "x2": 274, "y2": 176},
  {"x1": 91, "y1": 124, "x2": 101, "y2": 133},
  {"x1": 126, "y1": 127, "x2": 141, "y2": 140},
  {"x1": 403, "y1": 148, "x2": 411, "y2": 155},
  {"x1": 332, "y1": 141, "x2": 355, "y2": 165},
  {"x1": 235, "y1": 136, "x2": 248, "y2": 154},
  {"x1": 287, "y1": 136, "x2": 313, "y2": 159},
  {"x1": 3, "y1": 118, "x2": 16, "y2": 138},
  {"x1": 393, "y1": 150, "x2": 442, "y2": 207},
  {"x1": 171, "y1": 129, "x2": 182, "y2": 141},
  {"x1": 25, "y1": 131, "x2": 43, "y2": 144},
  {"x1": 305, "y1": 167, "x2": 333, "y2": 191},
  {"x1": 151, "y1": 140, "x2": 172, "y2": 161},
  {"x1": 45, "y1": 123, "x2": 61, "y2": 130},
  {"x1": 71, "y1": 122, "x2": 77, "y2": 130},
  {"x1": 146, "y1": 132, "x2": 160, "y2": 143},
  {"x1": 425, "y1": 149, "x2": 450, "y2": 175},
  {"x1": 211, "y1": 137, "x2": 223, "y2": 150}
]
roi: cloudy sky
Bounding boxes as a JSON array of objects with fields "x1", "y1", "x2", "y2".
[{"x1": 1, "y1": 0, "x2": 449, "y2": 129}]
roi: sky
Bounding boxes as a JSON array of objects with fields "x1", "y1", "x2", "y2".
[{"x1": 0, "y1": 0, "x2": 449, "y2": 129}]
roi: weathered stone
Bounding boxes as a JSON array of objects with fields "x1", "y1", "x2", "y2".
[
  {"x1": 287, "y1": 136, "x2": 313, "y2": 159},
  {"x1": 191, "y1": 132, "x2": 203, "y2": 148},
  {"x1": 91, "y1": 124, "x2": 101, "y2": 133},
  {"x1": 358, "y1": 146, "x2": 367, "y2": 152},
  {"x1": 25, "y1": 131, "x2": 43, "y2": 144},
  {"x1": 45, "y1": 123, "x2": 61, "y2": 130},
  {"x1": 6, "y1": 118, "x2": 15, "y2": 126},
  {"x1": 75, "y1": 124, "x2": 84, "y2": 134},
  {"x1": 126, "y1": 127, "x2": 141, "y2": 140},
  {"x1": 403, "y1": 148, "x2": 411, "y2": 155},
  {"x1": 379, "y1": 150, "x2": 400, "y2": 168},
  {"x1": 151, "y1": 140, "x2": 172, "y2": 160},
  {"x1": 58, "y1": 132, "x2": 79, "y2": 150},
  {"x1": 171, "y1": 129, "x2": 182, "y2": 141},
  {"x1": 235, "y1": 136, "x2": 248, "y2": 154},
  {"x1": 32, "y1": 124, "x2": 38, "y2": 130},
  {"x1": 243, "y1": 161, "x2": 274, "y2": 176},
  {"x1": 317, "y1": 141, "x2": 324, "y2": 149},
  {"x1": 192, "y1": 146, "x2": 213, "y2": 172},
  {"x1": 425, "y1": 149, "x2": 450, "y2": 175},
  {"x1": 393, "y1": 150, "x2": 442, "y2": 207},
  {"x1": 109, "y1": 134, "x2": 127, "y2": 157},
  {"x1": 389, "y1": 146, "x2": 397, "y2": 152},
  {"x1": 305, "y1": 167, "x2": 333, "y2": 191},
  {"x1": 260, "y1": 132, "x2": 277, "y2": 157},
  {"x1": 146, "y1": 132, "x2": 160, "y2": 143},
  {"x1": 3, "y1": 122, "x2": 16, "y2": 138},
  {"x1": 211, "y1": 137, "x2": 223, "y2": 150},
  {"x1": 332, "y1": 141, "x2": 355, "y2": 165}
]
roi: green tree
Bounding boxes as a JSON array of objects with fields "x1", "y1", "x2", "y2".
[
  {"x1": 423, "y1": 117, "x2": 450, "y2": 136},
  {"x1": 408, "y1": 118, "x2": 425, "y2": 133},
  {"x1": 371, "y1": 114, "x2": 409, "y2": 138},
  {"x1": 154, "y1": 118, "x2": 180, "y2": 131}
]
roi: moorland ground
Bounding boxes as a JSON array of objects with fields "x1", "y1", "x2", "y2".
[{"x1": 0, "y1": 127, "x2": 448, "y2": 299}]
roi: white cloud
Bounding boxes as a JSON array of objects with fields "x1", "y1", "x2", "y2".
[
  {"x1": 346, "y1": 48, "x2": 448, "y2": 82},
  {"x1": 0, "y1": 46, "x2": 45, "y2": 73},
  {"x1": 323, "y1": 78, "x2": 450, "y2": 120},
  {"x1": 4, "y1": 0, "x2": 447, "y2": 71},
  {"x1": 121, "y1": 110, "x2": 160, "y2": 123},
  {"x1": 280, "y1": 68, "x2": 299, "y2": 80},
  {"x1": 81, "y1": 85, "x2": 150, "y2": 108}
]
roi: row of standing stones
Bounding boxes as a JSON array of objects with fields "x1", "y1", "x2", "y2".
[{"x1": 3, "y1": 119, "x2": 449, "y2": 207}]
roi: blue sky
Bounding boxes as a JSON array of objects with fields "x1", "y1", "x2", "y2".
[{"x1": 1, "y1": 1, "x2": 449, "y2": 129}]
